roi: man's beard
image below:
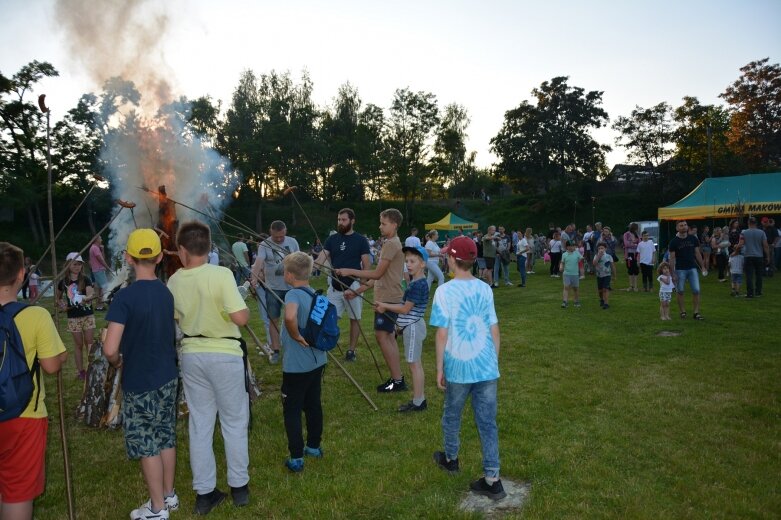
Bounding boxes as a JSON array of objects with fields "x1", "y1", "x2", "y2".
[{"x1": 338, "y1": 222, "x2": 353, "y2": 234}]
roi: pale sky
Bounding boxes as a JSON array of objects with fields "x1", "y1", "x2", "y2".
[{"x1": 2, "y1": 0, "x2": 780, "y2": 169}]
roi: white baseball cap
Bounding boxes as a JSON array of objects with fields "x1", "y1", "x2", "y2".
[{"x1": 66, "y1": 252, "x2": 84, "y2": 263}]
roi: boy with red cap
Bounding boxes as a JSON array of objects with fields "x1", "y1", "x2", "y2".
[{"x1": 430, "y1": 236, "x2": 506, "y2": 500}]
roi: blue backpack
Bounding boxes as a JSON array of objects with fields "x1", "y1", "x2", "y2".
[
  {"x1": 296, "y1": 288, "x2": 340, "y2": 352},
  {"x1": 0, "y1": 302, "x2": 40, "y2": 422}
]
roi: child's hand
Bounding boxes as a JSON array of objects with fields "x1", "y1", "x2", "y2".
[
  {"x1": 374, "y1": 303, "x2": 386, "y2": 313},
  {"x1": 295, "y1": 336, "x2": 309, "y2": 347},
  {"x1": 437, "y1": 370, "x2": 446, "y2": 390}
]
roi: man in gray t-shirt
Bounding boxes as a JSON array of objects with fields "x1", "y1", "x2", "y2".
[
  {"x1": 739, "y1": 217, "x2": 769, "y2": 298},
  {"x1": 251, "y1": 220, "x2": 300, "y2": 357}
]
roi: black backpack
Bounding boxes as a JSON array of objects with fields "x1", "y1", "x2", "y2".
[
  {"x1": 0, "y1": 302, "x2": 40, "y2": 422},
  {"x1": 295, "y1": 288, "x2": 340, "y2": 352}
]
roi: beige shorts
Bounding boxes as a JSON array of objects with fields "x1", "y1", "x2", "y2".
[
  {"x1": 327, "y1": 281, "x2": 363, "y2": 320},
  {"x1": 67, "y1": 315, "x2": 96, "y2": 334}
]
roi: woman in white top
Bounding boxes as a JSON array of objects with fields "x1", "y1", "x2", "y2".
[
  {"x1": 424, "y1": 230, "x2": 445, "y2": 289},
  {"x1": 516, "y1": 228, "x2": 532, "y2": 287}
]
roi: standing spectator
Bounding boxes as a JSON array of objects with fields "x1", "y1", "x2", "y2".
[
  {"x1": 739, "y1": 217, "x2": 769, "y2": 298},
  {"x1": 168, "y1": 221, "x2": 251, "y2": 514},
  {"x1": 668, "y1": 220, "x2": 706, "y2": 320},
  {"x1": 582, "y1": 225, "x2": 594, "y2": 274},
  {"x1": 494, "y1": 227, "x2": 512, "y2": 287},
  {"x1": 622, "y1": 223, "x2": 640, "y2": 291},
  {"x1": 727, "y1": 219, "x2": 741, "y2": 252},
  {"x1": 637, "y1": 231, "x2": 656, "y2": 291},
  {"x1": 310, "y1": 239, "x2": 323, "y2": 277},
  {"x1": 474, "y1": 232, "x2": 487, "y2": 280},
  {"x1": 231, "y1": 234, "x2": 250, "y2": 285},
  {"x1": 482, "y1": 226, "x2": 497, "y2": 287},
  {"x1": 700, "y1": 225, "x2": 712, "y2": 272},
  {"x1": 208, "y1": 243, "x2": 219, "y2": 266},
  {"x1": 525, "y1": 229, "x2": 536, "y2": 273},
  {"x1": 601, "y1": 227, "x2": 618, "y2": 262},
  {"x1": 559, "y1": 241, "x2": 583, "y2": 308},
  {"x1": 56, "y1": 252, "x2": 96, "y2": 380},
  {"x1": 657, "y1": 262, "x2": 674, "y2": 320},
  {"x1": 762, "y1": 217, "x2": 777, "y2": 275},
  {"x1": 404, "y1": 227, "x2": 421, "y2": 248},
  {"x1": 729, "y1": 245, "x2": 745, "y2": 297},
  {"x1": 424, "y1": 230, "x2": 445, "y2": 289},
  {"x1": 89, "y1": 236, "x2": 111, "y2": 310},
  {"x1": 593, "y1": 242, "x2": 616, "y2": 309},
  {"x1": 252, "y1": 221, "x2": 300, "y2": 363},
  {"x1": 315, "y1": 209, "x2": 371, "y2": 362},
  {"x1": 28, "y1": 264, "x2": 41, "y2": 301},
  {"x1": 548, "y1": 231, "x2": 562, "y2": 278},
  {"x1": 515, "y1": 229, "x2": 530, "y2": 288},
  {"x1": 710, "y1": 228, "x2": 730, "y2": 282}
]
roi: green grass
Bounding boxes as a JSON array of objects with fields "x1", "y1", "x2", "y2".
[{"x1": 32, "y1": 264, "x2": 780, "y2": 519}]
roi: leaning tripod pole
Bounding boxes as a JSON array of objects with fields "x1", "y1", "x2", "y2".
[{"x1": 40, "y1": 94, "x2": 76, "y2": 520}]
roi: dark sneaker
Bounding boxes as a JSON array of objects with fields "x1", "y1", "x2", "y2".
[
  {"x1": 433, "y1": 451, "x2": 459, "y2": 473},
  {"x1": 469, "y1": 477, "x2": 507, "y2": 500},
  {"x1": 345, "y1": 350, "x2": 356, "y2": 362},
  {"x1": 304, "y1": 446, "x2": 323, "y2": 458},
  {"x1": 269, "y1": 351, "x2": 280, "y2": 364},
  {"x1": 377, "y1": 377, "x2": 407, "y2": 393},
  {"x1": 398, "y1": 400, "x2": 427, "y2": 412},
  {"x1": 194, "y1": 489, "x2": 226, "y2": 516},
  {"x1": 230, "y1": 484, "x2": 249, "y2": 507},
  {"x1": 285, "y1": 457, "x2": 304, "y2": 472}
]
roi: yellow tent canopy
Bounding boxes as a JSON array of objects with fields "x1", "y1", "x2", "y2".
[{"x1": 425, "y1": 212, "x2": 478, "y2": 232}]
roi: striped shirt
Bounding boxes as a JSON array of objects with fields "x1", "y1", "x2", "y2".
[{"x1": 396, "y1": 278, "x2": 429, "y2": 328}]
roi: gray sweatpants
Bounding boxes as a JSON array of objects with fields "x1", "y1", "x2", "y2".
[{"x1": 181, "y1": 352, "x2": 249, "y2": 494}]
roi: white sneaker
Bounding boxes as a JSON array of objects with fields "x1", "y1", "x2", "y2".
[
  {"x1": 132, "y1": 492, "x2": 179, "y2": 518},
  {"x1": 130, "y1": 505, "x2": 169, "y2": 520},
  {"x1": 505, "y1": 282, "x2": 513, "y2": 286}
]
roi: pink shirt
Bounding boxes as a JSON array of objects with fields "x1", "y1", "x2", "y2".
[{"x1": 89, "y1": 243, "x2": 106, "y2": 272}]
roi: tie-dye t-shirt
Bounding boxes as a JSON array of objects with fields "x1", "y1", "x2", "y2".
[{"x1": 429, "y1": 278, "x2": 499, "y2": 384}]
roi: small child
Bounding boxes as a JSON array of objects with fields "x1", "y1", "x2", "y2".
[
  {"x1": 56, "y1": 252, "x2": 96, "y2": 380},
  {"x1": 335, "y1": 209, "x2": 406, "y2": 393},
  {"x1": 28, "y1": 264, "x2": 40, "y2": 300},
  {"x1": 0, "y1": 242, "x2": 67, "y2": 520},
  {"x1": 728, "y1": 245, "x2": 744, "y2": 297},
  {"x1": 657, "y1": 261, "x2": 674, "y2": 320},
  {"x1": 103, "y1": 229, "x2": 179, "y2": 520},
  {"x1": 637, "y1": 231, "x2": 657, "y2": 292},
  {"x1": 167, "y1": 221, "x2": 250, "y2": 514},
  {"x1": 376, "y1": 246, "x2": 430, "y2": 412},
  {"x1": 431, "y1": 236, "x2": 506, "y2": 501},
  {"x1": 279, "y1": 251, "x2": 328, "y2": 472},
  {"x1": 593, "y1": 242, "x2": 616, "y2": 310},
  {"x1": 559, "y1": 240, "x2": 583, "y2": 308}
]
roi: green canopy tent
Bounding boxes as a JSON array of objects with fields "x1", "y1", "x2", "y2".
[
  {"x1": 658, "y1": 172, "x2": 781, "y2": 221},
  {"x1": 425, "y1": 212, "x2": 479, "y2": 236}
]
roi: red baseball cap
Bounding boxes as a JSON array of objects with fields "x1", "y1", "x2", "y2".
[{"x1": 448, "y1": 236, "x2": 477, "y2": 261}]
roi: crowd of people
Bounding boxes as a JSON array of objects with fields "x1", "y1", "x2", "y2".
[{"x1": 3, "y1": 208, "x2": 778, "y2": 518}]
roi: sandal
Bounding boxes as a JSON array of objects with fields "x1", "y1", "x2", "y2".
[
  {"x1": 680, "y1": 311, "x2": 687, "y2": 319},
  {"x1": 693, "y1": 313, "x2": 704, "y2": 321}
]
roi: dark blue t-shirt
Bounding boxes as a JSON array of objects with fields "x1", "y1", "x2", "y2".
[
  {"x1": 324, "y1": 232, "x2": 370, "y2": 290},
  {"x1": 668, "y1": 234, "x2": 700, "y2": 270},
  {"x1": 106, "y1": 279, "x2": 177, "y2": 394}
]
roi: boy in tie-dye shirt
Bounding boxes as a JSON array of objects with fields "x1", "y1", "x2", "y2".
[{"x1": 430, "y1": 236, "x2": 506, "y2": 501}]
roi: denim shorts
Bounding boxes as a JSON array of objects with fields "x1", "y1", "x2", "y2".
[
  {"x1": 265, "y1": 289, "x2": 288, "y2": 319},
  {"x1": 563, "y1": 274, "x2": 580, "y2": 287},
  {"x1": 731, "y1": 273, "x2": 742, "y2": 284},
  {"x1": 122, "y1": 378, "x2": 178, "y2": 459},
  {"x1": 675, "y1": 268, "x2": 700, "y2": 295},
  {"x1": 597, "y1": 276, "x2": 611, "y2": 290}
]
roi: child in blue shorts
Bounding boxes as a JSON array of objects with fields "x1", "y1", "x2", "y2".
[{"x1": 103, "y1": 229, "x2": 179, "y2": 520}]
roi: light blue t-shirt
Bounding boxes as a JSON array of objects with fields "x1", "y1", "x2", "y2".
[
  {"x1": 281, "y1": 287, "x2": 328, "y2": 373},
  {"x1": 561, "y1": 250, "x2": 582, "y2": 276},
  {"x1": 429, "y1": 278, "x2": 499, "y2": 384}
]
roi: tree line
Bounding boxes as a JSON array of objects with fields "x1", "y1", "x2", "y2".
[{"x1": 1, "y1": 58, "x2": 779, "y2": 245}]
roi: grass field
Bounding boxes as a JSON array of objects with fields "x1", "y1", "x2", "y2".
[{"x1": 31, "y1": 260, "x2": 780, "y2": 519}]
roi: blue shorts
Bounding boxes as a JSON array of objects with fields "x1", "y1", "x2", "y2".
[
  {"x1": 675, "y1": 268, "x2": 700, "y2": 295},
  {"x1": 731, "y1": 273, "x2": 742, "y2": 284},
  {"x1": 265, "y1": 289, "x2": 288, "y2": 319},
  {"x1": 597, "y1": 276, "x2": 611, "y2": 290},
  {"x1": 92, "y1": 270, "x2": 107, "y2": 290}
]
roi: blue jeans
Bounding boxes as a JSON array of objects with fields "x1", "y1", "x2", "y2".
[
  {"x1": 442, "y1": 379, "x2": 500, "y2": 478},
  {"x1": 674, "y1": 268, "x2": 700, "y2": 295},
  {"x1": 517, "y1": 255, "x2": 527, "y2": 286}
]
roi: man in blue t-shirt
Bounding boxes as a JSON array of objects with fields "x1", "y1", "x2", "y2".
[
  {"x1": 668, "y1": 220, "x2": 706, "y2": 320},
  {"x1": 315, "y1": 208, "x2": 371, "y2": 362},
  {"x1": 103, "y1": 229, "x2": 179, "y2": 520}
]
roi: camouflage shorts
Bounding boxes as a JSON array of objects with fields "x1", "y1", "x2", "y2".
[
  {"x1": 67, "y1": 315, "x2": 95, "y2": 333},
  {"x1": 122, "y1": 378, "x2": 177, "y2": 460}
]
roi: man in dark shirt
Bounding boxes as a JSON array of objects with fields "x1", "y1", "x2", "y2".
[
  {"x1": 668, "y1": 220, "x2": 705, "y2": 320},
  {"x1": 315, "y1": 208, "x2": 371, "y2": 361}
]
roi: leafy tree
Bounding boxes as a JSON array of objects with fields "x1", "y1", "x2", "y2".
[
  {"x1": 612, "y1": 102, "x2": 674, "y2": 169},
  {"x1": 672, "y1": 96, "x2": 736, "y2": 177},
  {"x1": 491, "y1": 76, "x2": 610, "y2": 193},
  {"x1": 432, "y1": 103, "x2": 470, "y2": 194},
  {"x1": 385, "y1": 88, "x2": 439, "y2": 221},
  {"x1": 720, "y1": 58, "x2": 781, "y2": 171},
  {"x1": 355, "y1": 103, "x2": 387, "y2": 201},
  {"x1": 319, "y1": 83, "x2": 362, "y2": 200},
  {"x1": 0, "y1": 61, "x2": 59, "y2": 244}
]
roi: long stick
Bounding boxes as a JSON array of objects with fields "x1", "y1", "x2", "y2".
[
  {"x1": 328, "y1": 352, "x2": 378, "y2": 411},
  {"x1": 42, "y1": 98, "x2": 76, "y2": 520},
  {"x1": 244, "y1": 325, "x2": 273, "y2": 357},
  {"x1": 32, "y1": 207, "x2": 125, "y2": 305}
]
